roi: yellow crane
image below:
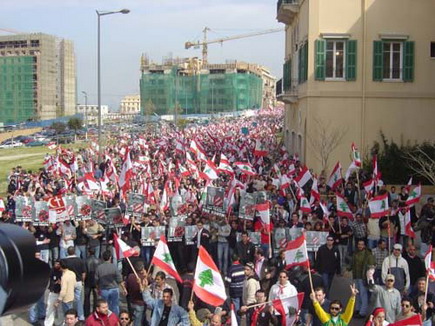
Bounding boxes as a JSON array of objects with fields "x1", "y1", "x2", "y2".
[{"x1": 185, "y1": 27, "x2": 284, "y2": 65}]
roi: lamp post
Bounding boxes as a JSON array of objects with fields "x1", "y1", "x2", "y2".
[
  {"x1": 96, "y1": 8, "x2": 130, "y2": 164},
  {"x1": 81, "y1": 91, "x2": 88, "y2": 140}
]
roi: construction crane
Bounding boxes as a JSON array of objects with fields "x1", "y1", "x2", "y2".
[
  {"x1": 185, "y1": 27, "x2": 284, "y2": 65},
  {"x1": 0, "y1": 28, "x2": 22, "y2": 34}
]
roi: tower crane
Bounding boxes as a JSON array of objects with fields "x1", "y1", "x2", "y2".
[
  {"x1": 0, "y1": 28, "x2": 22, "y2": 34},
  {"x1": 185, "y1": 27, "x2": 284, "y2": 65}
]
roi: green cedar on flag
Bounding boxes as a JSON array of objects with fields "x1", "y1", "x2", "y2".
[
  {"x1": 336, "y1": 193, "x2": 354, "y2": 219},
  {"x1": 300, "y1": 196, "x2": 311, "y2": 213},
  {"x1": 234, "y1": 162, "x2": 256, "y2": 176},
  {"x1": 285, "y1": 234, "x2": 309, "y2": 269},
  {"x1": 405, "y1": 184, "x2": 421, "y2": 207},
  {"x1": 150, "y1": 235, "x2": 182, "y2": 283},
  {"x1": 368, "y1": 193, "x2": 389, "y2": 218},
  {"x1": 193, "y1": 246, "x2": 227, "y2": 306},
  {"x1": 327, "y1": 162, "x2": 342, "y2": 190},
  {"x1": 351, "y1": 142, "x2": 362, "y2": 167}
]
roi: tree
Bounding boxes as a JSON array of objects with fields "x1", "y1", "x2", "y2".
[
  {"x1": 144, "y1": 99, "x2": 156, "y2": 122},
  {"x1": 308, "y1": 117, "x2": 347, "y2": 173},
  {"x1": 67, "y1": 117, "x2": 83, "y2": 142},
  {"x1": 51, "y1": 122, "x2": 66, "y2": 135},
  {"x1": 404, "y1": 145, "x2": 435, "y2": 186}
]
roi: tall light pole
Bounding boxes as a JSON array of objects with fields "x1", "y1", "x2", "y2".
[
  {"x1": 81, "y1": 91, "x2": 88, "y2": 140},
  {"x1": 96, "y1": 8, "x2": 130, "y2": 164}
]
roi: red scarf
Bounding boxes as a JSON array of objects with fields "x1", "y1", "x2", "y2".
[{"x1": 250, "y1": 305, "x2": 265, "y2": 326}]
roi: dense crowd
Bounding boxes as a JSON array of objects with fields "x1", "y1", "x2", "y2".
[{"x1": 0, "y1": 107, "x2": 434, "y2": 326}]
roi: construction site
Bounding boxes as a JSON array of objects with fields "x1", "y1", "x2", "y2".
[{"x1": 140, "y1": 27, "x2": 280, "y2": 116}]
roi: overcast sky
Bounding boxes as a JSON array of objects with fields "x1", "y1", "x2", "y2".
[{"x1": 1, "y1": 0, "x2": 284, "y2": 110}]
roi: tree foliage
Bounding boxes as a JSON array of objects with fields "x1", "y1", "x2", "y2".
[
  {"x1": 67, "y1": 117, "x2": 83, "y2": 131},
  {"x1": 51, "y1": 122, "x2": 66, "y2": 135}
]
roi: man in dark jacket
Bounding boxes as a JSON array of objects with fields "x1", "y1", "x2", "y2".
[
  {"x1": 84, "y1": 247, "x2": 101, "y2": 317},
  {"x1": 315, "y1": 235, "x2": 340, "y2": 296},
  {"x1": 235, "y1": 231, "x2": 255, "y2": 264},
  {"x1": 403, "y1": 244, "x2": 426, "y2": 289},
  {"x1": 239, "y1": 289, "x2": 279, "y2": 326},
  {"x1": 226, "y1": 254, "x2": 245, "y2": 325}
]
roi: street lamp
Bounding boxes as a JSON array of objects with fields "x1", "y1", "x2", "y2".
[
  {"x1": 81, "y1": 91, "x2": 88, "y2": 140},
  {"x1": 96, "y1": 8, "x2": 130, "y2": 164}
]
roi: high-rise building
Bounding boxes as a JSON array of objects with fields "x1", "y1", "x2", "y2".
[
  {"x1": 0, "y1": 33, "x2": 76, "y2": 124},
  {"x1": 140, "y1": 55, "x2": 269, "y2": 116},
  {"x1": 276, "y1": 0, "x2": 435, "y2": 173}
]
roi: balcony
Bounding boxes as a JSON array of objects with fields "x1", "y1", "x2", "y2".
[
  {"x1": 277, "y1": 0, "x2": 299, "y2": 25},
  {"x1": 276, "y1": 78, "x2": 299, "y2": 104}
]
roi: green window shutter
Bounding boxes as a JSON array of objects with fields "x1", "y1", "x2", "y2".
[
  {"x1": 315, "y1": 39, "x2": 326, "y2": 81},
  {"x1": 346, "y1": 40, "x2": 357, "y2": 81},
  {"x1": 373, "y1": 41, "x2": 383, "y2": 81},
  {"x1": 304, "y1": 42, "x2": 308, "y2": 82},
  {"x1": 298, "y1": 47, "x2": 302, "y2": 84},
  {"x1": 403, "y1": 41, "x2": 414, "y2": 82},
  {"x1": 283, "y1": 59, "x2": 292, "y2": 91}
]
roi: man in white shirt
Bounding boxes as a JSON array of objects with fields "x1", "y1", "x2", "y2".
[{"x1": 57, "y1": 220, "x2": 76, "y2": 259}]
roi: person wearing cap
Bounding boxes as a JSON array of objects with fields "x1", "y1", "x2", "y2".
[
  {"x1": 365, "y1": 307, "x2": 389, "y2": 326},
  {"x1": 315, "y1": 235, "x2": 341, "y2": 296},
  {"x1": 381, "y1": 243, "x2": 410, "y2": 293},
  {"x1": 367, "y1": 269, "x2": 401, "y2": 323}
]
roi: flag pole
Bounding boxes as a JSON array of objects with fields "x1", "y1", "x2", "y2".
[
  {"x1": 424, "y1": 273, "x2": 430, "y2": 305},
  {"x1": 126, "y1": 256, "x2": 140, "y2": 279},
  {"x1": 303, "y1": 233, "x2": 315, "y2": 292}
]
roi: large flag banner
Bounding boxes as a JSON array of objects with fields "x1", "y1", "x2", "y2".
[
  {"x1": 295, "y1": 166, "x2": 312, "y2": 188},
  {"x1": 273, "y1": 293, "x2": 305, "y2": 326},
  {"x1": 406, "y1": 184, "x2": 421, "y2": 207},
  {"x1": 234, "y1": 162, "x2": 256, "y2": 176},
  {"x1": 253, "y1": 139, "x2": 268, "y2": 157},
  {"x1": 424, "y1": 245, "x2": 435, "y2": 280},
  {"x1": 256, "y1": 201, "x2": 270, "y2": 226},
  {"x1": 300, "y1": 196, "x2": 311, "y2": 213},
  {"x1": 150, "y1": 236, "x2": 183, "y2": 283},
  {"x1": 368, "y1": 193, "x2": 389, "y2": 218},
  {"x1": 113, "y1": 233, "x2": 137, "y2": 260},
  {"x1": 285, "y1": 234, "x2": 309, "y2": 269},
  {"x1": 327, "y1": 162, "x2": 342, "y2": 190},
  {"x1": 193, "y1": 246, "x2": 227, "y2": 306},
  {"x1": 336, "y1": 193, "x2": 353, "y2": 219},
  {"x1": 389, "y1": 314, "x2": 422, "y2": 326},
  {"x1": 404, "y1": 207, "x2": 416, "y2": 238}
]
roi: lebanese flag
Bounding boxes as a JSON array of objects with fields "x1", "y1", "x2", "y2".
[
  {"x1": 84, "y1": 172, "x2": 100, "y2": 190},
  {"x1": 406, "y1": 184, "x2": 421, "y2": 206},
  {"x1": 160, "y1": 184, "x2": 170, "y2": 211},
  {"x1": 368, "y1": 193, "x2": 389, "y2": 218},
  {"x1": 118, "y1": 147, "x2": 133, "y2": 193},
  {"x1": 273, "y1": 293, "x2": 305, "y2": 326},
  {"x1": 179, "y1": 164, "x2": 191, "y2": 177},
  {"x1": 200, "y1": 160, "x2": 219, "y2": 180},
  {"x1": 424, "y1": 245, "x2": 435, "y2": 281},
  {"x1": 363, "y1": 179, "x2": 375, "y2": 199},
  {"x1": 253, "y1": 139, "x2": 268, "y2": 157},
  {"x1": 373, "y1": 155, "x2": 380, "y2": 183},
  {"x1": 300, "y1": 196, "x2": 311, "y2": 213},
  {"x1": 336, "y1": 193, "x2": 354, "y2": 219},
  {"x1": 0, "y1": 198, "x2": 5, "y2": 212},
  {"x1": 351, "y1": 142, "x2": 362, "y2": 167},
  {"x1": 295, "y1": 166, "x2": 312, "y2": 188},
  {"x1": 280, "y1": 174, "x2": 292, "y2": 190},
  {"x1": 113, "y1": 233, "x2": 137, "y2": 260},
  {"x1": 327, "y1": 162, "x2": 342, "y2": 190},
  {"x1": 218, "y1": 153, "x2": 234, "y2": 175},
  {"x1": 193, "y1": 246, "x2": 227, "y2": 306},
  {"x1": 404, "y1": 207, "x2": 416, "y2": 238},
  {"x1": 230, "y1": 303, "x2": 238, "y2": 326},
  {"x1": 190, "y1": 139, "x2": 207, "y2": 162},
  {"x1": 405, "y1": 177, "x2": 413, "y2": 194},
  {"x1": 389, "y1": 314, "x2": 422, "y2": 326},
  {"x1": 319, "y1": 201, "x2": 331, "y2": 221},
  {"x1": 234, "y1": 162, "x2": 256, "y2": 176},
  {"x1": 47, "y1": 141, "x2": 57, "y2": 150},
  {"x1": 256, "y1": 202, "x2": 270, "y2": 226},
  {"x1": 310, "y1": 177, "x2": 320, "y2": 203},
  {"x1": 150, "y1": 236, "x2": 182, "y2": 283},
  {"x1": 344, "y1": 161, "x2": 359, "y2": 182},
  {"x1": 285, "y1": 234, "x2": 309, "y2": 269}
]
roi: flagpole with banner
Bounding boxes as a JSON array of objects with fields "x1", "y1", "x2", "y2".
[{"x1": 303, "y1": 232, "x2": 315, "y2": 293}]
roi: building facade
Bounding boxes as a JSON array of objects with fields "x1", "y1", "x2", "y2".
[
  {"x1": 276, "y1": 0, "x2": 435, "y2": 173},
  {"x1": 0, "y1": 33, "x2": 76, "y2": 124},
  {"x1": 140, "y1": 56, "x2": 269, "y2": 116},
  {"x1": 120, "y1": 94, "x2": 141, "y2": 114}
]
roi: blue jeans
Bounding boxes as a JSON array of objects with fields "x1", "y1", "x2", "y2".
[
  {"x1": 141, "y1": 246, "x2": 152, "y2": 266},
  {"x1": 74, "y1": 281, "x2": 85, "y2": 320},
  {"x1": 354, "y1": 278, "x2": 368, "y2": 316},
  {"x1": 321, "y1": 272, "x2": 334, "y2": 297},
  {"x1": 231, "y1": 297, "x2": 241, "y2": 325},
  {"x1": 29, "y1": 294, "x2": 46, "y2": 323},
  {"x1": 60, "y1": 247, "x2": 69, "y2": 259},
  {"x1": 50, "y1": 247, "x2": 59, "y2": 266},
  {"x1": 132, "y1": 304, "x2": 149, "y2": 326},
  {"x1": 217, "y1": 242, "x2": 229, "y2": 275},
  {"x1": 101, "y1": 288, "x2": 119, "y2": 316},
  {"x1": 75, "y1": 245, "x2": 87, "y2": 260},
  {"x1": 261, "y1": 243, "x2": 270, "y2": 258},
  {"x1": 62, "y1": 301, "x2": 73, "y2": 314},
  {"x1": 367, "y1": 239, "x2": 378, "y2": 250}
]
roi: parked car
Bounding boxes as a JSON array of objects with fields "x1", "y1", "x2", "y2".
[
  {"x1": 25, "y1": 140, "x2": 50, "y2": 147},
  {"x1": 0, "y1": 141, "x2": 24, "y2": 149}
]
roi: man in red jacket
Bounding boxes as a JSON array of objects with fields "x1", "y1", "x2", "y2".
[{"x1": 85, "y1": 299, "x2": 119, "y2": 326}]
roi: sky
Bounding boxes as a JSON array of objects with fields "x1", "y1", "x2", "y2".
[{"x1": 1, "y1": 0, "x2": 284, "y2": 110}]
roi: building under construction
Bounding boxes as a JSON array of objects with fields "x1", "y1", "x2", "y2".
[
  {"x1": 0, "y1": 33, "x2": 76, "y2": 124},
  {"x1": 139, "y1": 54, "x2": 275, "y2": 116}
]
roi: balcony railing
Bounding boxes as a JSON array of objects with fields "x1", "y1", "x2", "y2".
[
  {"x1": 276, "y1": 78, "x2": 299, "y2": 103},
  {"x1": 277, "y1": 0, "x2": 299, "y2": 25}
]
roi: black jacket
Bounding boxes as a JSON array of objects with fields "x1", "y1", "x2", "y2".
[
  {"x1": 235, "y1": 241, "x2": 255, "y2": 264},
  {"x1": 85, "y1": 255, "x2": 101, "y2": 288},
  {"x1": 315, "y1": 244, "x2": 341, "y2": 274}
]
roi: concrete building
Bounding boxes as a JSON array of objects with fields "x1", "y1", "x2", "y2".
[
  {"x1": 120, "y1": 94, "x2": 141, "y2": 114},
  {"x1": 76, "y1": 104, "x2": 109, "y2": 116},
  {"x1": 0, "y1": 33, "x2": 76, "y2": 124},
  {"x1": 276, "y1": 0, "x2": 435, "y2": 173}
]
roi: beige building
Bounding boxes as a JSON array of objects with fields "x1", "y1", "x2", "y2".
[
  {"x1": 120, "y1": 94, "x2": 141, "y2": 114},
  {"x1": 276, "y1": 0, "x2": 435, "y2": 174},
  {"x1": 0, "y1": 33, "x2": 76, "y2": 122}
]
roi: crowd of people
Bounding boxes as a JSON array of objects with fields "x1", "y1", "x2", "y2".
[{"x1": 0, "y1": 107, "x2": 434, "y2": 326}]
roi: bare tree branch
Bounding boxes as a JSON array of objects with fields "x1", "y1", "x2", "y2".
[{"x1": 404, "y1": 146, "x2": 435, "y2": 185}]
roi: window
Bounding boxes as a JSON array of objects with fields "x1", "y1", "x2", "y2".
[
  {"x1": 383, "y1": 42, "x2": 402, "y2": 80},
  {"x1": 431, "y1": 42, "x2": 435, "y2": 58},
  {"x1": 326, "y1": 40, "x2": 345, "y2": 79},
  {"x1": 373, "y1": 40, "x2": 414, "y2": 82},
  {"x1": 298, "y1": 42, "x2": 308, "y2": 84}
]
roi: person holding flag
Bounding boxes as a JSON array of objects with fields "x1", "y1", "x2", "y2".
[
  {"x1": 239, "y1": 289, "x2": 279, "y2": 326},
  {"x1": 311, "y1": 283, "x2": 358, "y2": 326}
]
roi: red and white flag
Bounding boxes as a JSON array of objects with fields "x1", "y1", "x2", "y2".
[
  {"x1": 336, "y1": 193, "x2": 353, "y2": 219},
  {"x1": 405, "y1": 177, "x2": 413, "y2": 194},
  {"x1": 253, "y1": 139, "x2": 268, "y2": 157},
  {"x1": 344, "y1": 161, "x2": 359, "y2": 182},
  {"x1": 406, "y1": 184, "x2": 421, "y2": 206},
  {"x1": 310, "y1": 177, "x2": 320, "y2": 204},
  {"x1": 295, "y1": 166, "x2": 312, "y2": 188},
  {"x1": 389, "y1": 314, "x2": 422, "y2": 326},
  {"x1": 285, "y1": 234, "x2": 309, "y2": 269},
  {"x1": 218, "y1": 153, "x2": 234, "y2": 175},
  {"x1": 0, "y1": 198, "x2": 5, "y2": 212},
  {"x1": 230, "y1": 303, "x2": 238, "y2": 326},
  {"x1": 193, "y1": 246, "x2": 227, "y2": 306},
  {"x1": 190, "y1": 139, "x2": 207, "y2": 162},
  {"x1": 403, "y1": 207, "x2": 416, "y2": 238},
  {"x1": 201, "y1": 160, "x2": 219, "y2": 180},
  {"x1": 234, "y1": 162, "x2": 256, "y2": 176},
  {"x1": 368, "y1": 193, "x2": 389, "y2": 218},
  {"x1": 150, "y1": 236, "x2": 182, "y2": 283},
  {"x1": 319, "y1": 201, "x2": 331, "y2": 220},
  {"x1": 373, "y1": 155, "x2": 381, "y2": 183},
  {"x1": 47, "y1": 141, "x2": 57, "y2": 150},
  {"x1": 273, "y1": 293, "x2": 305, "y2": 326},
  {"x1": 300, "y1": 196, "x2": 311, "y2": 213},
  {"x1": 327, "y1": 162, "x2": 342, "y2": 190},
  {"x1": 118, "y1": 147, "x2": 133, "y2": 193},
  {"x1": 351, "y1": 143, "x2": 362, "y2": 167},
  {"x1": 424, "y1": 245, "x2": 435, "y2": 281},
  {"x1": 256, "y1": 202, "x2": 270, "y2": 227},
  {"x1": 363, "y1": 179, "x2": 375, "y2": 199},
  {"x1": 179, "y1": 164, "x2": 191, "y2": 177},
  {"x1": 113, "y1": 233, "x2": 137, "y2": 260}
]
